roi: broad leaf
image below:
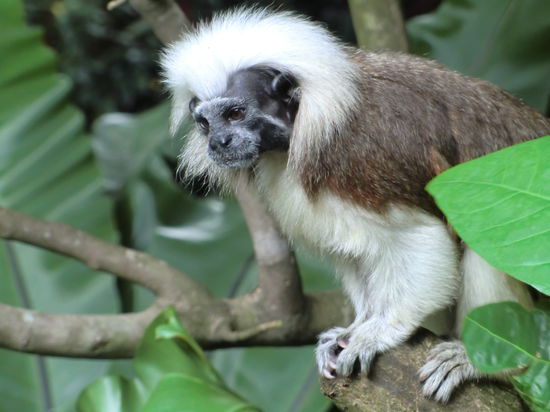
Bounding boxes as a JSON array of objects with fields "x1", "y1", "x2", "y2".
[
  {"x1": 134, "y1": 308, "x2": 224, "y2": 391},
  {"x1": 78, "y1": 308, "x2": 260, "y2": 412},
  {"x1": 77, "y1": 375, "x2": 147, "y2": 412},
  {"x1": 427, "y1": 136, "x2": 550, "y2": 294},
  {"x1": 0, "y1": 1, "x2": 119, "y2": 411},
  {"x1": 142, "y1": 374, "x2": 260, "y2": 412},
  {"x1": 463, "y1": 302, "x2": 550, "y2": 411}
]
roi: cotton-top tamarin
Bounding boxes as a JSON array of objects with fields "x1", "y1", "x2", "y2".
[{"x1": 161, "y1": 7, "x2": 550, "y2": 402}]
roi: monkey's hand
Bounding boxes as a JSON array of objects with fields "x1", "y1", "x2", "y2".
[
  {"x1": 315, "y1": 327, "x2": 350, "y2": 379},
  {"x1": 316, "y1": 320, "x2": 412, "y2": 379}
]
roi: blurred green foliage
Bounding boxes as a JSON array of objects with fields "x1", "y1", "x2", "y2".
[{"x1": 24, "y1": 0, "x2": 163, "y2": 121}]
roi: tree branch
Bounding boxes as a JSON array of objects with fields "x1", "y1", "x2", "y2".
[
  {"x1": 128, "y1": 0, "x2": 189, "y2": 44},
  {"x1": 320, "y1": 331, "x2": 524, "y2": 411},
  {"x1": 0, "y1": 207, "x2": 210, "y2": 301},
  {"x1": 0, "y1": 206, "x2": 348, "y2": 355},
  {"x1": 347, "y1": 0, "x2": 408, "y2": 52},
  {"x1": 234, "y1": 175, "x2": 307, "y2": 338},
  {"x1": 0, "y1": 302, "x2": 157, "y2": 358}
]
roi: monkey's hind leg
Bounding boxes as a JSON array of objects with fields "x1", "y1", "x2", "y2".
[
  {"x1": 419, "y1": 247, "x2": 533, "y2": 402},
  {"x1": 419, "y1": 340, "x2": 481, "y2": 403}
]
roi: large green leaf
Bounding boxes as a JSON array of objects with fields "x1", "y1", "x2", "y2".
[
  {"x1": 463, "y1": 302, "x2": 550, "y2": 411},
  {"x1": 78, "y1": 308, "x2": 260, "y2": 412},
  {"x1": 77, "y1": 375, "x2": 146, "y2": 412},
  {"x1": 0, "y1": 1, "x2": 119, "y2": 411},
  {"x1": 142, "y1": 374, "x2": 260, "y2": 412},
  {"x1": 407, "y1": 0, "x2": 550, "y2": 112},
  {"x1": 427, "y1": 136, "x2": 550, "y2": 294},
  {"x1": 211, "y1": 346, "x2": 327, "y2": 412},
  {"x1": 134, "y1": 307, "x2": 224, "y2": 390}
]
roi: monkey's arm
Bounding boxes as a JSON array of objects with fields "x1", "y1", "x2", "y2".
[{"x1": 316, "y1": 208, "x2": 460, "y2": 378}]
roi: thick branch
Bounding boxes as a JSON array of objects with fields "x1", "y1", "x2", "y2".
[
  {"x1": 0, "y1": 206, "x2": 345, "y2": 355},
  {"x1": 128, "y1": 0, "x2": 189, "y2": 44},
  {"x1": 347, "y1": 0, "x2": 408, "y2": 52},
  {"x1": 0, "y1": 302, "x2": 157, "y2": 357},
  {"x1": 234, "y1": 176, "x2": 306, "y2": 335},
  {"x1": 0, "y1": 284, "x2": 348, "y2": 357},
  {"x1": 320, "y1": 332, "x2": 523, "y2": 411},
  {"x1": 0, "y1": 207, "x2": 211, "y2": 302}
]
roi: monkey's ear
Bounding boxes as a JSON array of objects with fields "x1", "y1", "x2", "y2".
[
  {"x1": 189, "y1": 96, "x2": 200, "y2": 113},
  {"x1": 271, "y1": 73, "x2": 298, "y2": 103}
]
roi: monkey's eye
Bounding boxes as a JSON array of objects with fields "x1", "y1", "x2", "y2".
[
  {"x1": 195, "y1": 116, "x2": 209, "y2": 134},
  {"x1": 227, "y1": 108, "x2": 245, "y2": 122}
]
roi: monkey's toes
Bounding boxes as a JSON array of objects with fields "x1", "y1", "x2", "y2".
[
  {"x1": 335, "y1": 342, "x2": 376, "y2": 377},
  {"x1": 316, "y1": 327, "x2": 348, "y2": 379},
  {"x1": 419, "y1": 340, "x2": 477, "y2": 403}
]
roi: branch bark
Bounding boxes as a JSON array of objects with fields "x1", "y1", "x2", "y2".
[
  {"x1": 320, "y1": 332, "x2": 524, "y2": 411},
  {"x1": 347, "y1": 0, "x2": 408, "y2": 52},
  {"x1": 234, "y1": 175, "x2": 307, "y2": 339},
  {"x1": 0, "y1": 206, "x2": 349, "y2": 355},
  {"x1": 0, "y1": 302, "x2": 158, "y2": 358},
  {"x1": 0, "y1": 208, "x2": 210, "y2": 300},
  {"x1": 128, "y1": 0, "x2": 189, "y2": 44}
]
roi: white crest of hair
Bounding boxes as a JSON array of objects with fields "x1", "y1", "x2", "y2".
[{"x1": 161, "y1": 6, "x2": 361, "y2": 182}]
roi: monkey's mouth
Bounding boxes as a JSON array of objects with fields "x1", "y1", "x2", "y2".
[{"x1": 208, "y1": 148, "x2": 259, "y2": 169}]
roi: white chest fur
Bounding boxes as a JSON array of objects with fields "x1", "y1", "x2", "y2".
[
  {"x1": 254, "y1": 154, "x2": 441, "y2": 262},
  {"x1": 254, "y1": 153, "x2": 460, "y2": 332}
]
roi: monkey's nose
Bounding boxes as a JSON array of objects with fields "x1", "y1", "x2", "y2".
[{"x1": 209, "y1": 135, "x2": 233, "y2": 151}]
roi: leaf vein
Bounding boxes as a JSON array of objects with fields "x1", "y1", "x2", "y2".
[{"x1": 466, "y1": 317, "x2": 550, "y2": 365}]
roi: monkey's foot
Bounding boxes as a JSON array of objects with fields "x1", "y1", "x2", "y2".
[{"x1": 419, "y1": 340, "x2": 479, "y2": 403}]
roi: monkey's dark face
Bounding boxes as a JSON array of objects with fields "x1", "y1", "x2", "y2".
[{"x1": 189, "y1": 67, "x2": 299, "y2": 168}]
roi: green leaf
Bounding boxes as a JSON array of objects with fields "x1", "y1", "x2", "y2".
[
  {"x1": 463, "y1": 302, "x2": 550, "y2": 411},
  {"x1": 427, "y1": 136, "x2": 550, "y2": 294},
  {"x1": 77, "y1": 308, "x2": 260, "y2": 412},
  {"x1": 0, "y1": 0, "x2": 119, "y2": 411},
  {"x1": 142, "y1": 374, "x2": 260, "y2": 412},
  {"x1": 77, "y1": 375, "x2": 147, "y2": 412},
  {"x1": 91, "y1": 105, "x2": 171, "y2": 197},
  {"x1": 134, "y1": 308, "x2": 224, "y2": 391},
  {"x1": 154, "y1": 311, "x2": 208, "y2": 363}
]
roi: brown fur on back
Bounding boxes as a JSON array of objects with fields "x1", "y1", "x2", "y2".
[{"x1": 297, "y1": 51, "x2": 550, "y2": 215}]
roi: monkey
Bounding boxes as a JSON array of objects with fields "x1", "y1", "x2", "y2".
[{"x1": 161, "y1": 7, "x2": 550, "y2": 402}]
